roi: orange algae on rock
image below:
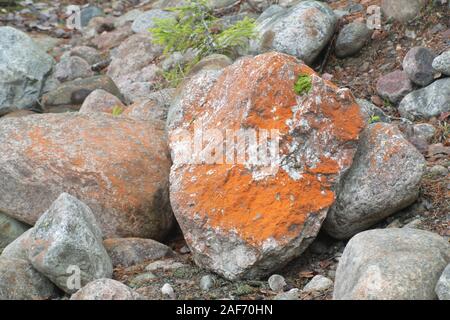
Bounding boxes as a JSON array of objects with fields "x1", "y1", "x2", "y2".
[{"x1": 168, "y1": 52, "x2": 365, "y2": 279}]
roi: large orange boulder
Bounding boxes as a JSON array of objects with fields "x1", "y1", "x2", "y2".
[
  {"x1": 168, "y1": 52, "x2": 365, "y2": 279},
  {"x1": 0, "y1": 113, "x2": 173, "y2": 239}
]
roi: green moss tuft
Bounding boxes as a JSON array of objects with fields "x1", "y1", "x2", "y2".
[
  {"x1": 111, "y1": 105, "x2": 124, "y2": 116},
  {"x1": 294, "y1": 74, "x2": 313, "y2": 96},
  {"x1": 368, "y1": 115, "x2": 381, "y2": 124}
]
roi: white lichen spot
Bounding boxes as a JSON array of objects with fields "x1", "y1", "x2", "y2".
[{"x1": 262, "y1": 237, "x2": 278, "y2": 252}]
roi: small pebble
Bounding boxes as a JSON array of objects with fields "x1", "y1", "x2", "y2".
[
  {"x1": 273, "y1": 288, "x2": 299, "y2": 300},
  {"x1": 161, "y1": 283, "x2": 176, "y2": 299},
  {"x1": 413, "y1": 123, "x2": 436, "y2": 143},
  {"x1": 405, "y1": 29, "x2": 417, "y2": 39},
  {"x1": 268, "y1": 274, "x2": 286, "y2": 292},
  {"x1": 428, "y1": 165, "x2": 448, "y2": 177},
  {"x1": 179, "y1": 245, "x2": 190, "y2": 254},
  {"x1": 146, "y1": 259, "x2": 185, "y2": 272},
  {"x1": 200, "y1": 275, "x2": 215, "y2": 291},
  {"x1": 371, "y1": 95, "x2": 384, "y2": 107},
  {"x1": 387, "y1": 219, "x2": 403, "y2": 228},
  {"x1": 302, "y1": 275, "x2": 333, "y2": 293}
]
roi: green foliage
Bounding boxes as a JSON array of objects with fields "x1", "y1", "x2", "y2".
[
  {"x1": 149, "y1": 0, "x2": 257, "y2": 86},
  {"x1": 294, "y1": 74, "x2": 313, "y2": 96},
  {"x1": 162, "y1": 63, "x2": 187, "y2": 88},
  {"x1": 369, "y1": 115, "x2": 381, "y2": 124},
  {"x1": 435, "y1": 119, "x2": 449, "y2": 143},
  {"x1": 213, "y1": 18, "x2": 258, "y2": 56},
  {"x1": 111, "y1": 105, "x2": 124, "y2": 116},
  {"x1": 383, "y1": 98, "x2": 393, "y2": 108}
]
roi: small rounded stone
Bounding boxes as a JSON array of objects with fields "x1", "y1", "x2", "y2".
[
  {"x1": 199, "y1": 275, "x2": 216, "y2": 291},
  {"x1": 268, "y1": 274, "x2": 287, "y2": 292}
]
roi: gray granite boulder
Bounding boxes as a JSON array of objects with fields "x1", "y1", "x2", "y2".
[
  {"x1": 0, "y1": 27, "x2": 54, "y2": 115},
  {"x1": 356, "y1": 99, "x2": 390, "y2": 123},
  {"x1": 122, "y1": 88, "x2": 175, "y2": 122},
  {"x1": 0, "y1": 257, "x2": 60, "y2": 300},
  {"x1": 432, "y1": 50, "x2": 450, "y2": 76},
  {"x1": 63, "y1": 46, "x2": 103, "y2": 66},
  {"x1": 27, "y1": 193, "x2": 113, "y2": 294},
  {"x1": 335, "y1": 22, "x2": 372, "y2": 58},
  {"x1": 403, "y1": 47, "x2": 437, "y2": 86},
  {"x1": 334, "y1": 228, "x2": 450, "y2": 300},
  {"x1": 324, "y1": 123, "x2": 426, "y2": 239},
  {"x1": 103, "y1": 238, "x2": 174, "y2": 268},
  {"x1": 107, "y1": 34, "x2": 164, "y2": 103},
  {"x1": 131, "y1": 9, "x2": 175, "y2": 34},
  {"x1": 71, "y1": 279, "x2": 142, "y2": 300},
  {"x1": 381, "y1": 0, "x2": 427, "y2": 23},
  {"x1": 0, "y1": 212, "x2": 30, "y2": 252},
  {"x1": 250, "y1": 1, "x2": 337, "y2": 65},
  {"x1": 41, "y1": 75, "x2": 122, "y2": 112},
  {"x1": 79, "y1": 89, "x2": 125, "y2": 114},
  {"x1": 1, "y1": 228, "x2": 32, "y2": 260},
  {"x1": 376, "y1": 70, "x2": 414, "y2": 103},
  {"x1": 399, "y1": 78, "x2": 450, "y2": 120},
  {"x1": 54, "y1": 56, "x2": 94, "y2": 83},
  {"x1": 80, "y1": 5, "x2": 105, "y2": 27},
  {"x1": 435, "y1": 264, "x2": 450, "y2": 300}
]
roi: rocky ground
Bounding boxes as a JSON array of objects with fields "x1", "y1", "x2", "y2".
[{"x1": 0, "y1": 0, "x2": 449, "y2": 300}]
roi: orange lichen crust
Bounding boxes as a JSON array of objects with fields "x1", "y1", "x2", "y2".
[
  {"x1": 12, "y1": 113, "x2": 171, "y2": 238},
  {"x1": 170, "y1": 52, "x2": 365, "y2": 247},
  {"x1": 367, "y1": 123, "x2": 407, "y2": 165},
  {"x1": 178, "y1": 165, "x2": 335, "y2": 245}
]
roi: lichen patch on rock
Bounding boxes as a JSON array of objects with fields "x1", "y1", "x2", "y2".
[{"x1": 168, "y1": 52, "x2": 365, "y2": 279}]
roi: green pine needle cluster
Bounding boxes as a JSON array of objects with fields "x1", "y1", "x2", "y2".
[
  {"x1": 294, "y1": 74, "x2": 313, "y2": 96},
  {"x1": 163, "y1": 64, "x2": 186, "y2": 88},
  {"x1": 149, "y1": 0, "x2": 257, "y2": 86}
]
